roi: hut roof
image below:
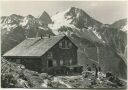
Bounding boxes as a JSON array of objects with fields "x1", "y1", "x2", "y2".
[{"x1": 3, "y1": 35, "x2": 76, "y2": 57}]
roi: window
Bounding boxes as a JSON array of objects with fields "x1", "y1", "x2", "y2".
[
  {"x1": 65, "y1": 41, "x2": 68, "y2": 48},
  {"x1": 68, "y1": 42, "x2": 72, "y2": 48},
  {"x1": 53, "y1": 60, "x2": 57, "y2": 66},
  {"x1": 60, "y1": 59, "x2": 63, "y2": 66},
  {"x1": 69, "y1": 59, "x2": 72, "y2": 65},
  {"x1": 59, "y1": 40, "x2": 72, "y2": 49},
  {"x1": 47, "y1": 52, "x2": 53, "y2": 59},
  {"x1": 64, "y1": 60, "x2": 69, "y2": 65},
  {"x1": 59, "y1": 42, "x2": 62, "y2": 48},
  {"x1": 62, "y1": 40, "x2": 65, "y2": 48}
]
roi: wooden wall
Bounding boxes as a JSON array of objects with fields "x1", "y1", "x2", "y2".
[{"x1": 41, "y1": 36, "x2": 78, "y2": 72}]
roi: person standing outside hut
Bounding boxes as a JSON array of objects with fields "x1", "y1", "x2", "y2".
[
  {"x1": 86, "y1": 64, "x2": 91, "y2": 71},
  {"x1": 92, "y1": 64, "x2": 98, "y2": 78}
]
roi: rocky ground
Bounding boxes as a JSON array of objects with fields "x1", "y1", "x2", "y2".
[{"x1": 1, "y1": 58, "x2": 127, "y2": 88}]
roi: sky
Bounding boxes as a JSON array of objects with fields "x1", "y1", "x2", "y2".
[{"x1": 1, "y1": 1, "x2": 128, "y2": 24}]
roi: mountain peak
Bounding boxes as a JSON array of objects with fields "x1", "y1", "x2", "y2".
[
  {"x1": 68, "y1": 6, "x2": 77, "y2": 10},
  {"x1": 66, "y1": 6, "x2": 90, "y2": 19},
  {"x1": 9, "y1": 14, "x2": 23, "y2": 19},
  {"x1": 68, "y1": 6, "x2": 81, "y2": 11},
  {"x1": 50, "y1": 7, "x2": 102, "y2": 31},
  {"x1": 38, "y1": 11, "x2": 52, "y2": 25},
  {"x1": 39, "y1": 11, "x2": 49, "y2": 19},
  {"x1": 111, "y1": 18, "x2": 127, "y2": 29},
  {"x1": 26, "y1": 15, "x2": 35, "y2": 18},
  {"x1": 43, "y1": 11, "x2": 48, "y2": 14},
  {"x1": 1, "y1": 14, "x2": 23, "y2": 26},
  {"x1": 10, "y1": 14, "x2": 19, "y2": 17},
  {"x1": 19, "y1": 14, "x2": 39, "y2": 29}
]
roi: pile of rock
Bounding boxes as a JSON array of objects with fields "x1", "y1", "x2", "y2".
[{"x1": 82, "y1": 70, "x2": 126, "y2": 88}]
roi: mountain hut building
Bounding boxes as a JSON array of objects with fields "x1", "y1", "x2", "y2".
[{"x1": 3, "y1": 35, "x2": 83, "y2": 74}]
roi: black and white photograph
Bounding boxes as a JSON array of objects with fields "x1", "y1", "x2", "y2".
[{"x1": 0, "y1": 1, "x2": 127, "y2": 89}]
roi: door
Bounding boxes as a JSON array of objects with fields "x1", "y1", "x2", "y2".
[{"x1": 48, "y1": 60, "x2": 53, "y2": 67}]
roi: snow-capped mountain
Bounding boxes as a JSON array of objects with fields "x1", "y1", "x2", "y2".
[
  {"x1": 1, "y1": 13, "x2": 54, "y2": 54},
  {"x1": 49, "y1": 7, "x2": 104, "y2": 43},
  {"x1": 49, "y1": 7, "x2": 102, "y2": 30},
  {"x1": 20, "y1": 15, "x2": 40, "y2": 29},
  {"x1": 1, "y1": 12, "x2": 53, "y2": 33},
  {"x1": 1, "y1": 7, "x2": 127, "y2": 53},
  {"x1": 49, "y1": 8, "x2": 76, "y2": 31},
  {"x1": 1, "y1": 14, "x2": 23, "y2": 31},
  {"x1": 1, "y1": 14, "x2": 23, "y2": 25}
]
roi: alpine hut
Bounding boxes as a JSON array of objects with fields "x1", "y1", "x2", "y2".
[{"x1": 3, "y1": 35, "x2": 83, "y2": 74}]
